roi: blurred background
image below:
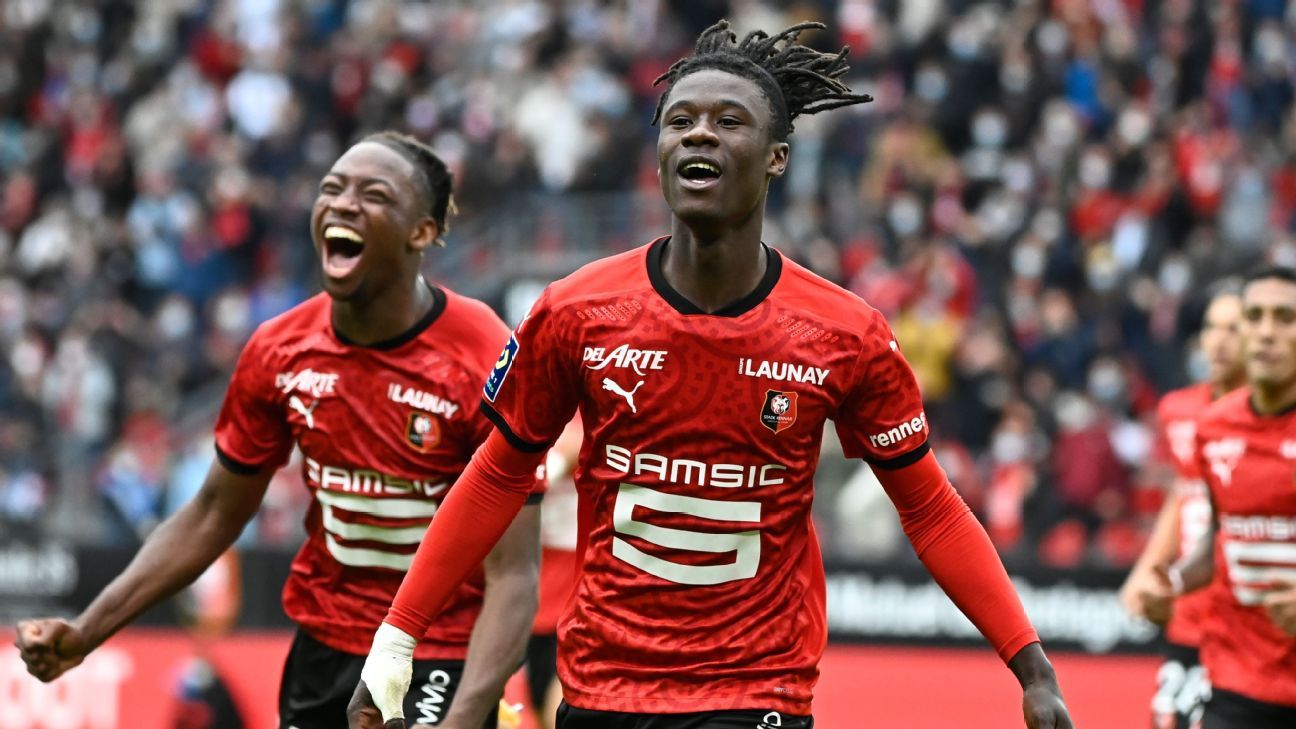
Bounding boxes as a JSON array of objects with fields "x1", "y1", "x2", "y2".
[{"x1": 2, "y1": 0, "x2": 1293, "y2": 727}]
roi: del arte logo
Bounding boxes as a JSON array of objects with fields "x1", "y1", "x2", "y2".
[{"x1": 0, "y1": 647, "x2": 132, "y2": 729}]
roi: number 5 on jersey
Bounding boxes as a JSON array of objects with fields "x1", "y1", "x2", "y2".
[{"x1": 611, "y1": 483, "x2": 761, "y2": 586}]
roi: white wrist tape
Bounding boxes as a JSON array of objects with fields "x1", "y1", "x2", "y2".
[
  {"x1": 1167, "y1": 566, "x2": 1186, "y2": 597},
  {"x1": 360, "y1": 622, "x2": 417, "y2": 722}
]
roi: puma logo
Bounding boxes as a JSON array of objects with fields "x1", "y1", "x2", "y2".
[
  {"x1": 289, "y1": 395, "x2": 318, "y2": 429},
  {"x1": 602, "y1": 378, "x2": 644, "y2": 413}
]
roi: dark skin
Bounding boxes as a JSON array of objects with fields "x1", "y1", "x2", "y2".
[
  {"x1": 16, "y1": 141, "x2": 542, "y2": 729},
  {"x1": 659, "y1": 68, "x2": 1072, "y2": 729}
]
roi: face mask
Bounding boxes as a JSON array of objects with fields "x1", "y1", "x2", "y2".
[
  {"x1": 1036, "y1": 20, "x2": 1069, "y2": 57},
  {"x1": 915, "y1": 65, "x2": 948, "y2": 103},
  {"x1": 1117, "y1": 108, "x2": 1151, "y2": 146},
  {"x1": 992, "y1": 431, "x2": 1029, "y2": 463},
  {"x1": 1013, "y1": 245, "x2": 1046, "y2": 279},
  {"x1": 1043, "y1": 105, "x2": 1079, "y2": 148},
  {"x1": 888, "y1": 196, "x2": 924, "y2": 237},
  {"x1": 1079, "y1": 153, "x2": 1112, "y2": 189},
  {"x1": 1158, "y1": 257, "x2": 1192, "y2": 296},
  {"x1": 1087, "y1": 361, "x2": 1126, "y2": 404},
  {"x1": 1001, "y1": 62, "x2": 1031, "y2": 94},
  {"x1": 973, "y1": 111, "x2": 1008, "y2": 148},
  {"x1": 1003, "y1": 157, "x2": 1035, "y2": 193}
]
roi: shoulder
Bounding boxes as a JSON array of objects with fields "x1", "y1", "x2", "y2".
[
  {"x1": 1158, "y1": 383, "x2": 1214, "y2": 421},
  {"x1": 541, "y1": 242, "x2": 655, "y2": 309},
  {"x1": 242, "y1": 293, "x2": 331, "y2": 359},
  {"x1": 439, "y1": 287, "x2": 509, "y2": 340},
  {"x1": 1199, "y1": 388, "x2": 1252, "y2": 429},
  {"x1": 774, "y1": 252, "x2": 894, "y2": 355}
]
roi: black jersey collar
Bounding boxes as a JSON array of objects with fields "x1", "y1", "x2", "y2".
[
  {"x1": 333, "y1": 281, "x2": 446, "y2": 350},
  {"x1": 647, "y1": 236, "x2": 782, "y2": 317}
]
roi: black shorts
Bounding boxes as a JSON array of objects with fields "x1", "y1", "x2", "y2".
[
  {"x1": 278, "y1": 629, "x2": 498, "y2": 729},
  {"x1": 1152, "y1": 643, "x2": 1208, "y2": 729},
  {"x1": 525, "y1": 632, "x2": 559, "y2": 707},
  {"x1": 1201, "y1": 688, "x2": 1296, "y2": 729},
  {"x1": 556, "y1": 701, "x2": 812, "y2": 729}
]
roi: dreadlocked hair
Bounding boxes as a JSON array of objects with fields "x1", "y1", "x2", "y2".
[
  {"x1": 361, "y1": 131, "x2": 457, "y2": 247},
  {"x1": 652, "y1": 20, "x2": 873, "y2": 141}
]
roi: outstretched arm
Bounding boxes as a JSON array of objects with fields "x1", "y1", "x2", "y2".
[
  {"x1": 873, "y1": 451, "x2": 1072, "y2": 729},
  {"x1": 15, "y1": 460, "x2": 272, "y2": 680},
  {"x1": 350, "y1": 429, "x2": 545, "y2": 728}
]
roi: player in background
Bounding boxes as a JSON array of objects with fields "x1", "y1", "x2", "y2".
[
  {"x1": 350, "y1": 21, "x2": 1071, "y2": 729},
  {"x1": 1119, "y1": 283, "x2": 1246, "y2": 728},
  {"x1": 1145, "y1": 267, "x2": 1296, "y2": 728},
  {"x1": 14, "y1": 132, "x2": 542, "y2": 729}
]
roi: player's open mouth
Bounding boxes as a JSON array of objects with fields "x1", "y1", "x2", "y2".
[
  {"x1": 322, "y1": 225, "x2": 365, "y2": 278},
  {"x1": 677, "y1": 158, "x2": 722, "y2": 190}
]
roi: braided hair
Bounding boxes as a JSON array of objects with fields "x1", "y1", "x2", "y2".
[
  {"x1": 361, "y1": 131, "x2": 457, "y2": 247},
  {"x1": 652, "y1": 20, "x2": 873, "y2": 141}
]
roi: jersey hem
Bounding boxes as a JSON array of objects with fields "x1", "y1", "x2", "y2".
[
  {"x1": 214, "y1": 444, "x2": 266, "y2": 475},
  {"x1": 479, "y1": 400, "x2": 550, "y2": 452},
  {"x1": 867, "y1": 440, "x2": 931, "y2": 470},
  {"x1": 560, "y1": 686, "x2": 811, "y2": 716}
]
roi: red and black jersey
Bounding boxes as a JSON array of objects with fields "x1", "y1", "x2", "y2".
[
  {"x1": 480, "y1": 237, "x2": 928, "y2": 715},
  {"x1": 214, "y1": 286, "x2": 542, "y2": 659},
  {"x1": 1195, "y1": 388, "x2": 1296, "y2": 707},
  {"x1": 1156, "y1": 383, "x2": 1217, "y2": 647}
]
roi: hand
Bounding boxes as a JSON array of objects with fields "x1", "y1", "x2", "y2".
[
  {"x1": 1262, "y1": 577, "x2": 1296, "y2": 636},
  {"x1": 1136, "y1": 565, "x2": 1177, "y2": 626},
  {"x1": 13, "y1": 618, "x2": 90, "y2": 682},
  {"x1": 1022, "y1": 680, "x2": 1074, "y2": 729},
  {"x1": 1119, "y1": 566, "x2": 1159, "y2": 617},
  {"x1": 347, "y1": 680, "x2": 405, "y2": 729}
]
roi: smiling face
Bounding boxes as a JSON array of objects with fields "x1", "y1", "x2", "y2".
[
  {"x1": 656, "y1": 69, "x2": 789, "y2": 231},
  {"x1": 309, "y1": 141, "x2": 437, "y2": 303}
]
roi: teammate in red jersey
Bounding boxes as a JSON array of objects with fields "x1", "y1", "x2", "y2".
[
  {"x1": 13, "y1": 132, "x2": 542, "y2": 729},
  {"x1": 350, "y1": 21, "x2": 1071, "y2": 729},
  {"x1": 1120, "y1": 283, "x2": 1246, "y2": 728},
  {"x1": 1148, "y1": 267, "x2": 1296, "y2": 728}
]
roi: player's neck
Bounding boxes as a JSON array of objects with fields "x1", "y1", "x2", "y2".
[
  {"x1": 663, "y1": 217, "x2": 767, "y2": 314},
  {"x1": 1210, "y1": 375, "x2": 1245, "y2": 399},
  {"x1": 332, "y1": 277, "x2": 434, "y2": 346},
  {"x1": 1251, "y1": 378, "x2": 1296, "y2": 416}
]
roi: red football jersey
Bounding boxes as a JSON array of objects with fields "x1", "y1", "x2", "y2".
[
  {"x1": 214, "y1": 287, "x2": 540, "y2": 659},
  {"x1": 480, "y1": 238, "x2": 928, "y2": 715},
  {"x1": 1156, "y1": 383, "x2": 1216, "y2": 647},
  {"x1": 1195, "y1": 388, "x2": 1296, "y2": 707}
]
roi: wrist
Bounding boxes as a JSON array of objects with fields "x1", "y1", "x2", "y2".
[
  {"x1": 1008, "y1": 643, "x2": 1058, "y2": 690},
  {"x1": 1167, "y1": 565, "x2": 1186, "y2": 597},
  {"x1": 371, "y1": 622, "x2": 417, "y2": 660}
]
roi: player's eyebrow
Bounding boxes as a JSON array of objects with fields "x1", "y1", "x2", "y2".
[
  {"x1": 321, "y1": 172, "x2": 397, "y2": 192},
  {"x1": 662, "y1": 97, "x2": 755, "y2": 117}
]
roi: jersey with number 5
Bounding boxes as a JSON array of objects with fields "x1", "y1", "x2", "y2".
[
  {"x1": 1194, "y1": 388, "x2": 1296, "y2": 707},
  {"x1": 480, "y1": 237, "x2": 928, "y2": 715}
]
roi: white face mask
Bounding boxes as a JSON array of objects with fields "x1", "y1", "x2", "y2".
[
  {"x1": 1079, "y1": 152, "x2": 1112, "y2": 189},
  {"x1": 915, "y1": 65, "x2": 949, "y2": 103},
  {"x1": 888, "y1": 195, "x2": 924, "y2": 237},
  {"x1": 973, "y1": 111, "x2": 1009, "y2": 148}
]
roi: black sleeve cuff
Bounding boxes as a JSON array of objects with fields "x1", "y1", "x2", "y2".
[
  {"x1": 478, "y1": 400, "x2": 551, "y2": 453},
  {"x1": 866, "y1": 440, "x2": 931, "y2": 470},
  {"x1": 215, "y1": 444, "x2": 268, "y2": 475}
]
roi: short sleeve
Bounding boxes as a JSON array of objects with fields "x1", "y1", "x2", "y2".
[
  {"x1": 834, "y1": 312, "x2": 930, "y2": 468},
  {"x1": 213, "y1": 330, "x2": 293, "y2": 474},
  {"x1": 480, "y1": 287, "x2": 581, "y2": 453}
]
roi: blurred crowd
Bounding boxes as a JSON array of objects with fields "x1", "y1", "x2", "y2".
[{"x1": 2, "y1": 0, "x2": 1294, "y2": 567}]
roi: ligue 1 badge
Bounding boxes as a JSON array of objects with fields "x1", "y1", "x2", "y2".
[
  {"x1": 760, "y1": 390, "x2": 798, "y2": 433},
  {"x1": 405, "y1": 410, "x2": 441, "y2": 452}
]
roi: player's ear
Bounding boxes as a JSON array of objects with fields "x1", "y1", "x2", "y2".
[
  {"x1": 767, "y1": 141, "x2": 789, "y2": 178},
  {"x1": 410, "y1": 217, "x2": 439, "y2": 252}
]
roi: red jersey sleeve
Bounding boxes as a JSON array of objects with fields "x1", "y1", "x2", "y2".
[
  {"x1": 213, "y1": 329, "x2": 293, "y2": 473},
  {"x1": 834, "y1": 312, "x2": 930, "y2": 467},
  {"x1": 480, "y1": 287, "x2": 581, "y2": 452}
]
